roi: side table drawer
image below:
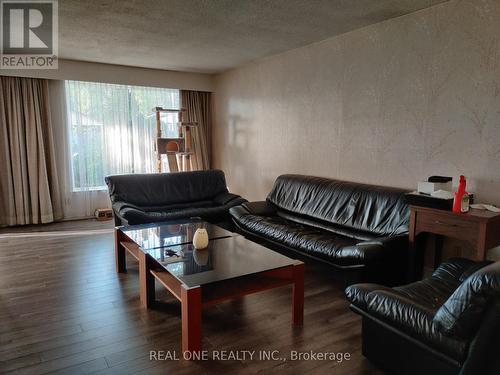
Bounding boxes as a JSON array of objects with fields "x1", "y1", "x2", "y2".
[{"x1": 416, "y1": 212, "x2": 479, "y2": 243}]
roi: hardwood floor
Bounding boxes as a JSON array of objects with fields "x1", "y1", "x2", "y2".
[{"x1": 0, "y1": 220, "x2": 383, "y2": 374}]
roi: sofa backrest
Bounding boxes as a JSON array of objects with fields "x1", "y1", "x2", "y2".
[
  {"x1": 105, "y1": 170, "x2": 228, "y2": 206},
  {"x1": 266, "y1": 174, "x2": 410, "y2": 236}
]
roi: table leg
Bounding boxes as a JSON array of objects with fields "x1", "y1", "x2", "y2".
[
  {"x1": 407, "y1": 209, "x2": 418, "y2": 282},
  {"x1": 434, "y1": 234, "x2": 444, "y2": 269},
  {"x1": 292, "y1": 262, "x2": 304, "y2": 326},
  {"x1": 181, "y1": 286, "x2": 202, "y2": 355},
  {"x1": 476, "y1": 224, "x2": 488, "y2": 260},
  {"x1": 407, "y1": 245, "x2": 416, "y2": 282},
  {"x1": 115, "y1": 229, "x2": 126, "y2": 273},
  {"x1": 139, "y1": 251, "x2": 155, "y2": 308},
  {"x1": 409, "y1": 233, "x2": 427, "y2": 282}
]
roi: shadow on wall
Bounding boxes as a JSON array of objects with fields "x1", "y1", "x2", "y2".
[
  {"x1": 228, "y1": 115, "x2": 249, "y2": 150},
  {"x1": 227, "y1": 114, "x2": 257, "y2": 196},
  {"x1": 471, "y1": 177, "x2": 500, "y2": 208}
]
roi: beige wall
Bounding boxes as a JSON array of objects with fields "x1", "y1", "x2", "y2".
[
  {"x1": 213, "y1": 0, "x2": 500, "y2": 205},
  {"x1": 0, "y1": 59, "x2": 214, "y2": 92}
]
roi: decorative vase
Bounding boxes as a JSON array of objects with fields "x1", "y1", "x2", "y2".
[{"x1": 193, "y1": 228, "x2": 209, "y2": 250}]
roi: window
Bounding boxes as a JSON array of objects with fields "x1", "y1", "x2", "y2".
[{"x1": 65, "y1": 81, "x2": 179, "y2": 191}]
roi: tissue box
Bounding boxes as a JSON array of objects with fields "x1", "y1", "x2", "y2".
[{"x1": 417, "y1": 181, "x2": 452, "y2": 195}]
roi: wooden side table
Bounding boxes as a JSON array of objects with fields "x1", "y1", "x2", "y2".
[{"x1": 408, "y1": 205, "x2": 500, "y2": 281}]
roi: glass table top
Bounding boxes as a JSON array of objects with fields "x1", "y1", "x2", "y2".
[
  {"x1": 145, "y1": 236, "x2": 298, "y2": 288},
  {"x1": 120, "y1": 220, "x2": 234, "y2": 250}
]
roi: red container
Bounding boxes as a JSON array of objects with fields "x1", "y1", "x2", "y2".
[{"x1": 452, "y1": 175, "x2": 469, "y2": 213}]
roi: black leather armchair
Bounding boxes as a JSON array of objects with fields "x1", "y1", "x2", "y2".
[
  {"x1": 105, "y1": 170, "x2": 246, "y2": 228},
  {"x1": 345, "y1": 258, "x2": 500, "y2": 375},
  {"x1": 230, "y1": 175, "x2": 410, "y2": 285}
]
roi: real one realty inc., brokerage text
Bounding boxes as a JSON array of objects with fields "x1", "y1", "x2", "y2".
[{"x1": 150, "y1": 350, "x2": 351, "y2": 362}]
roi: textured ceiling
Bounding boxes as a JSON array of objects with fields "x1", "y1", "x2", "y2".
[{"x1": 59, "y1": 0, "x2": 448, "y2": 73}]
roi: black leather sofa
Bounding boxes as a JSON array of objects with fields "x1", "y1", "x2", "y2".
[
  {"x1": 230, "y1": 174, "x2": 410, "y2": 285},
  {"x1": 105, "y1": 170, "x2": 246, "y2": 228},
  {"x1": 345, "y1": 258, "x2": 500, "y2": 375}
]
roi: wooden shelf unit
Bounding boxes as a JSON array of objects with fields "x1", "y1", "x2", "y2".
[{"x1": 153, "y1": 107, "x2": 198, "y2": 172}]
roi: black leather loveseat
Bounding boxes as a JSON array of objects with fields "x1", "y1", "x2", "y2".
[
  {"x1": 105, "y1": 170, "x2": 246, "y2": 228},
  {"x1": 345, "y1": 258, "x2": 500, "y2": 375},
  {"x1": 230, "y1": 174, "x2": 410, "y2": 285}
]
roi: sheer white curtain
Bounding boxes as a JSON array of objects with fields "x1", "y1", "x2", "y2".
[
  {"x1": 129, "y1": 85, "x2": 179, "y2": 172},
  {"x1": 62, "y1": 81, "x2": 179, "y2": 218}
]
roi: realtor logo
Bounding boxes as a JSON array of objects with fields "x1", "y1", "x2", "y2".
[{"x1": 1, "y1": 0, "x2": 58, "y2": 69}]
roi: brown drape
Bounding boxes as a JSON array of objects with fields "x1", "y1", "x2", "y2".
[
  {"x1": 0, "y1": 76, "x2": 63, "y2": 226},
  {"x1": 181, "y1": 90, "x2": 211, "y2": 170}
]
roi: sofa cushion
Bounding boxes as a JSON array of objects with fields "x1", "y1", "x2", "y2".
[
  {"x1": 389, "y1": 258, "x2": 475, "y2": 309},
  {"x1": 235, "y1": 213, "x2": 405, "y2": 266},
  {"x1": 141, "y1": 200, "x2": 215, "y2": 212},
  {"x1": 366, "y1": 290, "x2": 469, "y2": 361},
  {"x1": 266, "y1": 174, "x2": 410, "y2": 236},
  {"x1": 105, "y1": 170, "x2": 229, "y2": 206},
  {"x1": 276, "y1": 209, "x2": 376, "y2": 241},
  {"x1": 213, "y1": 192, "x2": 243, "y2": 206}
]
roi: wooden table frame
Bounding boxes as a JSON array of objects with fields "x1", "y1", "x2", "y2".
[
  {"x1": 115, "y1": 228, "x2": 304, "y2": 354},
  {"x1": 408, "y1": 205, "x2": 500, "y2": 281}
]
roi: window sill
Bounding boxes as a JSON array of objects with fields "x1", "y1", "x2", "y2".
[{"x1": 72, "y1": 186, "x2": 108, "y2": 193}]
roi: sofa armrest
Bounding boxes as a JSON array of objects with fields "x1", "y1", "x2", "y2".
[
  {"x1": 230, "y1": 201, "x2": 277, "y2": 223},
  {"x1": 111, "y1": 201, "x2": 142, "y2": 213},
  {"x1": 461, "y1": 301, "x2": 500, "y2": 375},
  {"x1": 355, "y1": 234, "x2": 408, "y2": 263},
  {"x1": 345, "y1": 283, "x2": 393, "y2": 311},
  {"x1": 213, "y1": 191, "x2": 242, "y2": 205},
  {"x1": 242, "y1": 201, "x2": 277, "y2": 216},
  {"x1": 434, "y1": 261, "x2": 500, "y2": 338},
  {"x1": 112, "y1": 208, "x2": 128, "y2": 226},
  {"x1": 229, "y1": 205, "x2": 250, "y2": 221},
  {"x1": 112, "y1": 201, "x2": 166, "y2": 226}
]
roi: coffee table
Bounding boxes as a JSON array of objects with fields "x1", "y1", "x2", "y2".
[
  {"x1": 115, "y1": 220, "x2": 234, "y2": 306},
  {"x1": 115, "y1": 221, "x2": 304, "y2": 354}
]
